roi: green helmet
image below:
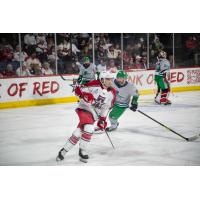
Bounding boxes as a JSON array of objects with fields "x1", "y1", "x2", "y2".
[
  {"x1": 116, "y1": 70, "x2": 128, "y2": 79},
  {"x1": 83, "y1": 56, "x2": 90, "y2": 63}
]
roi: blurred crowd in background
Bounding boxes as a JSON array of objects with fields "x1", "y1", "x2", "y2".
[{"x1": 1, "y1": 33, "x2": 200, "y2": 78}]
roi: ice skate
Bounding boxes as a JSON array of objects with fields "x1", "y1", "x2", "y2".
[
  {"x1": 56, "y1": 148, "x2": 67, "y2": 161},
  {"x1": 79, "y1": 148, "x2": 89, "y2": 163},
  {"x1": 164, "y1": 99, "x2": 172, "y2": 105},
  {"x1": 160, "y1": 98, "x2": 171, "y2": 105},
  {"x1": 106, "y1": 122, "x2": 119, "y2": 132},
  {"x1": 154, "y1": 98, "x2": 160, "y2": 104}
]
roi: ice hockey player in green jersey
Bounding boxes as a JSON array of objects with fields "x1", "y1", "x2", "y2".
[
  {"x1": 106, "y1": 70, "x2": 139, "y2": 132},
  {"x1": 77, "y1": 56, "x2": 97, "y2": 84},
  {"x1": 154, "y1": 50, "x2": 171, "y2": 105}
]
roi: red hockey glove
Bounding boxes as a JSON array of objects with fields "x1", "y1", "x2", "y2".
[
  {"x1": 82, "y1": 92, "x2": 94, "y2": 103},
  {"x1": 97, "y1": 116, "x2": 107, "y2": 130},
  {"x1": 74, "y1": 86, "x2": 82, "y2": 97},
  {"x1": 74, "y1": 86, "x2": 94, "y2": 103}
]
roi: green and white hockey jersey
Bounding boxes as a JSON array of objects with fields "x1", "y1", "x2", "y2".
[
  {"x1": 78, "y1": 63, "x2": 96, "y2": 84},
  {"x1": 112, "y1": 80, "x2": 139, "y2": 108},
  {"x1": 155, "y1": 58, "x2": 170, "y2": 77}
]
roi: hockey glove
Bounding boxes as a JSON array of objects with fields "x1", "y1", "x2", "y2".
[
  {"x1": 77, "y1": 75, "x2": 83, "y2": 84},
  {"x1": 82, "y1": 92, "x2": 94, "y2": 103},
  {"x1": 74, "y1": 86, "x2": 82, "y2": 97},
  {"x1": 74, "y1": 86, "x2": 94, "y2": 103},
  {"x1": 130, "y1": 103, "x2": 138, "y2": 112},
  {"x1": 97, "y1": 116, "x2": 107, "y2": 130}
]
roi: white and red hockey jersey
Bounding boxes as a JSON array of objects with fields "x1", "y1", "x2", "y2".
[{"x1": 76, "y1": 80, "x2": 116, "y2": 120}]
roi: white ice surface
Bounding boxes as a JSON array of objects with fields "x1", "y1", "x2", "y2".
[{"x1": 0, "y1": 91, "x2": 200, "y2": 166}]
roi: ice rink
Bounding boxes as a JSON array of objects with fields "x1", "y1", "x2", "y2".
[{"x1": 0, "y1": 91, "x2": 200, "y2": 166}]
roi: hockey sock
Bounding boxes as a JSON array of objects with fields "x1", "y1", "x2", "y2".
[
  {"x1": 63, "y1": 134, "x2": 80, "y2": 152},
  {"x1": 79, "y1": 124, "x2": 94, "y2": 159}
]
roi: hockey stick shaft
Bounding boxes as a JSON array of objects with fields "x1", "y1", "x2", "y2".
[
  {"x1": 92, "y1": 106, "x2": 115, "y2": 149},
  {"x1": 59, "y1": 74, "x2": 75, "y2": 81},
  {"x1": 59, "y1": 74, "x2": 77, "y2": 90},
  {"x1": 137, "y1": 109, "x2": 188, "y2": 141},
  {"x1": 104, "y1": 129, "x2": 115, "y2": 149}
]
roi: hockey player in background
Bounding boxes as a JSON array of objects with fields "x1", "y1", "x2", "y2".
[
  {"x1": 76, "y1": 56, "x2": 97, "y2": 84},
  {"x1": 154, "y1": 50, "x2": 171, "y2": 105},
  {"x1": 56, "y1": 71, "x2": 116, "y2": 163},
  {"x1": 106, "y1": 70, "x2": 139, "y2": 132}
]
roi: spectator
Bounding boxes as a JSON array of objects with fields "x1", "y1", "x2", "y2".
[
  {"x1": 2, "y1": 63, "x2": 16, "y2": 77},
  {"x1": 36, "y1": 35, "x2": 47, "y2": 54},
  {"x1": 107, "y1": 59, "x2": 118, "y2": 73},
  {"x1": 46, "y1": 36, "x2": 54, "y2": 50},
  {"x1": 1, "y1": 45, "x2": 13, "y2": 62},
  {"x1": 41, "y1": 61, "x2": 53, "y2": 75},
  {"x1": 79, "y1": 33, "x2": 90, "y2": 39},
  {"x1": 100, "y1": 39, "x2": 112, "y2": 50},
  {"x1": 185, "y1": 36, "x2": 198, "y2": 65},
  {"x1": 115, "y1": 44, "x2": 121, "y2": 56},
  {"x1": 141, "y1": 56, "x2": 147, "y2": 69},
  {"x1": 87, "y1": 38, "x2": 93, "y2": 51},
  {"x1": 13, "y1": 45, "x2": 28, "y2": 62},
  {"x1": 71, "y1": 62, "x2": 79, "y2": 74},
  {"x1": 36, "y1": 33, "x2": 47, "y2": 45},
  {"x1": 16, "y1": 62, "x2": 32, "y2": 76},
  {"x1": 153, "y1": 36, "x2": 164, "y2": 52},
  {"x1": 63, "y1": 39, "x2": 80, "y2": 55},
  {"x1": 107, "y1": 45, "x2": 120, "y2": 59},
  {"x1": 30, "y1": 63, "x2": 42, "y2": 75},
  {"x1": 36, "y1": 36, "x2": 47, "y2": 61},
  {"x1": 123, "y1": 50, "x2": 130, "y2": 66},
  {"x1": 96, "y1": 46, "x2": 106, "y2": 62},
  {"x1": 125, "y1": 57, "x2": 135, "y2": 70},
  {"x1": 132, "y1": 43, "x2": 142, "y2": 57},
  {"x1": 47, "y1": 46, "x2": 57, "y2": 65},
  {"x1": 134, "y1": 55, "x2": 144, "y2": 69},
  {"x1": 25, "y1": 51, "x2": 42, "y2": 72},
  {"x1": 24, "y1": 34, "x2": 36, "y2": 47}
]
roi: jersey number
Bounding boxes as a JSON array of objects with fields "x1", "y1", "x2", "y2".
[{"x1": 94, "y1": 95, "x2": 105, "y2": 109}]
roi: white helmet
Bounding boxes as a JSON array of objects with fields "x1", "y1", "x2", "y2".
[{"x1": 99, "y1": 71, "x2": 114, "y2": 80}]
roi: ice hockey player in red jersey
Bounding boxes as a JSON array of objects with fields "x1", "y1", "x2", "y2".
[{"x1": 56, "y1": 71, "x2": 116, "y2": 163}]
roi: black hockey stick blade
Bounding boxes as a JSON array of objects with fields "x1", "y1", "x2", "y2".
[{"x1": 186, "y1": 133, "x2": 200, "y2": 141}]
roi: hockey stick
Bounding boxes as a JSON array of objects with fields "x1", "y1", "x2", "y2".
[
  {"x1": 104, "y1": 129, "x2": 115, "y2": 149},
  {"x1": 59, "y1": 74, "x2": 73, "y2": 81},
  {"x1": 59, "y1": 74, "x2": 77, "y2": 89},
  {"x1": 92, "y1": 106, "x2": 115, "y2": 149},
  {"x1": 137, "y1": 109, "x2": 200, "y2": 141}
]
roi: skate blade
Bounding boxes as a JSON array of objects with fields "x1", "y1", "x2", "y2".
[{"x1": 79, "y1": 158, "x2": 88, "y2": 163}]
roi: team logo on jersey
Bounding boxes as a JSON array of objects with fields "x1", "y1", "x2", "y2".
[{"x1": 94, "y1": 95, "x2": 105, "y2": 109}]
